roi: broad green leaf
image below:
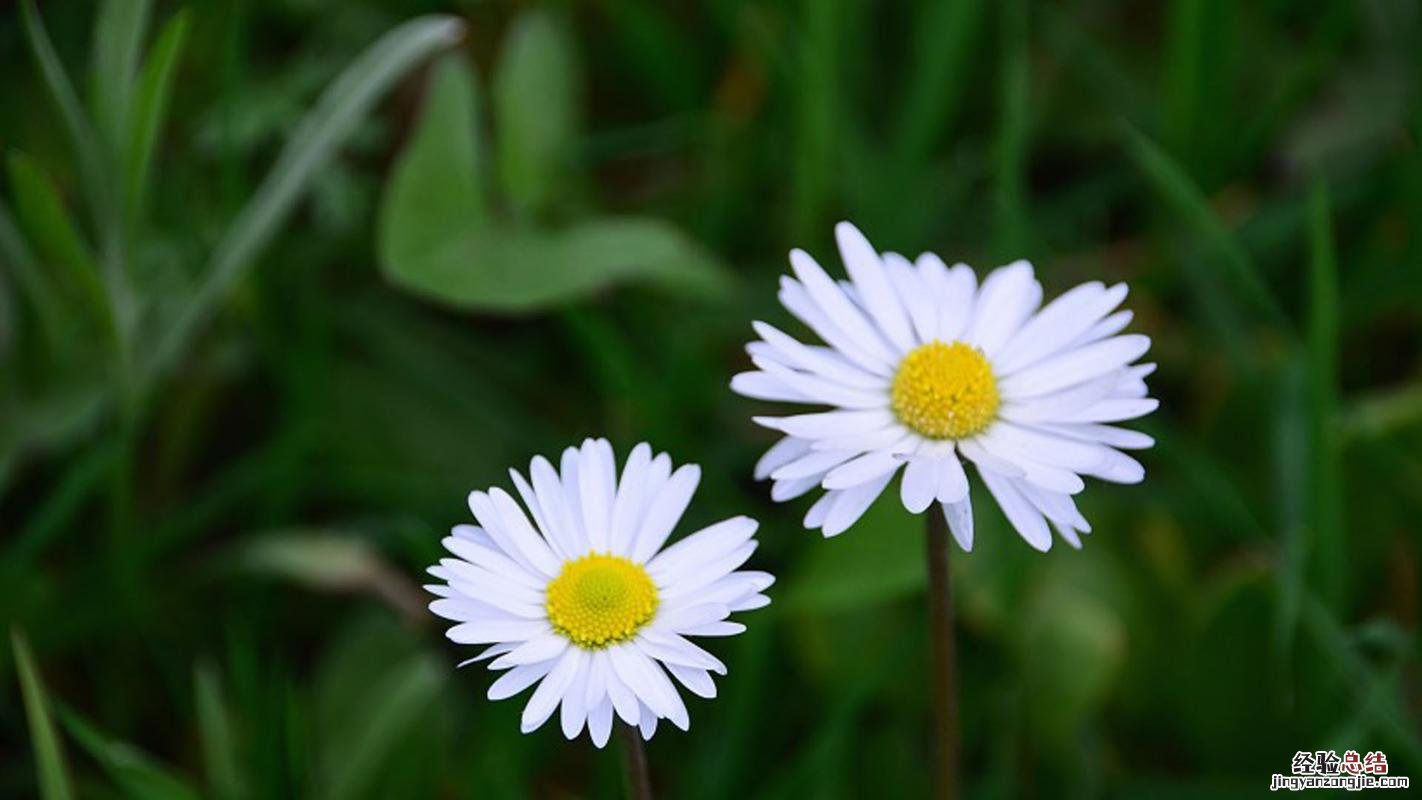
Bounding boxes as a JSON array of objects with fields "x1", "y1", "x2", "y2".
[
  {"x1": 125, "y1": 10, "x2": 190, "y2": 226},
  {"x1": 492, "y1": 9, "x2": 579, "y2": 218},
  {"x1": 381, "y1": 216, "x2": 729, "y2": 313},
  {"x1": 11, "y1": 629, "x2": 75, "y2": 800},
  {"x1": 142, "y1": 15, "x2": 465, "y2": 392},
  {"x1": 90, "y1": 0, "x2": 154, "y2": 152},
  {"x1": 5, "y1": 153, "x2": 107, "y2": 326},
  {"x1": 59, "y1": 707, "x2": 200, "y2": 800},
  {"x1": 194, "y1": 664, "x2": 243, "y2": 800},
  {"x1": 378, "y1": 55, "x2": 485, "y2": 261}
]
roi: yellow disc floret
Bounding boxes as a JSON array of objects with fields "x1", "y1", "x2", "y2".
[
  {"x1": 890, "y1": 340, "x2": 1000, "y2": 439},
  {"x1": 545, "y1": 554, "x2": 659, "y2": 649}
]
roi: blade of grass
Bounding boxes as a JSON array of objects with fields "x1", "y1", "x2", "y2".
[
  {"x1": 5, "y1": 154, "x2": 112, "y2": 340},
  {"x1": 58, "y1": 705, "x2": 200, "y2": 800},
  {"x1": 90, "y1": 0, "x2": 155, "y2": 153},
  {"x1": 11, "y1": 629, "x2": 75, "y2": 800},
  {"x1": 125, "y1": 10, "x2": 190, "y2": 228},
  {"x1": 1305, "y1": 175, "x2": 1343, "y2": 611},
  {"x1": 892, "y1": 0, "x2": 987, "y2": 162},
  {"x1": 1120, "y1": 122, "x2": 1291, "y2": 331},
  {"x1": 194, "y1": 664, "x2": 244, "y2": 800},
  {"x1": 319, "y1": 655, "x2": 443, "y2": 800},
  {"x1": 0, "y1": 197, "x2": 69, "y2": 347},
  {"x1": 789, "y1": 0, "x2": 842, "y2": 238},
  {"x1": 142, "y1": 15, "x2": 465, "y2": 396},
  {"x1": 20, "y1": 0, "x2": 112, "y2": 223},
  {"x1": 11, "y1": 438, "x2": 123, "y2": 564},
  {"x1": 992, "y1": 0, "x2": 1030, "y2": 259}
]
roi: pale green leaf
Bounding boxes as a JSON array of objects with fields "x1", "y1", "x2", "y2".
[
  {"x1": 492, "y1": 9, "x2": 579, "y2": 218},
  {"x1": 381, "y1": 216, "x2": 729, "y2": 314}
]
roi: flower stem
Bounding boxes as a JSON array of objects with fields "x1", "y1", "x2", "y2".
[
  {"x1": 925, "y1": 510, "x2": 959, "y2": 800},
  {"x1": 617, "y1": 721, "x2": 654, "y2": 800}
]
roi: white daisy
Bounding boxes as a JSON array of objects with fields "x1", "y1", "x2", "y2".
[
  {"x1": 425, "y1": 439, "x2": 773, "y2": 748},
  {"x1": 732, "y1": 222, "x2": 1157, "y2": 551}
]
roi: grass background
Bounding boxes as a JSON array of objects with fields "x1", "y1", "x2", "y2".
[{"x1": 2, "y1": 0, "x2": 1420, "y2": 797}]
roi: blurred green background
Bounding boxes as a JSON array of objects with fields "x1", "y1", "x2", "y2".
[{"x1": 2, "y1": 0, "x2": 1420, "y2": 797}]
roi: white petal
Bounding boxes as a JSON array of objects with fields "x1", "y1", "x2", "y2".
[
  {"x1": 507, "y1": 468, "x2": 561, "y2": 560},
  {"x1": 803, "y1": 491, "x2": 838, "y2": 529},
  {"x1": 789, "y1": 248, "x2": 899, "y2": 366},
  {"x1": 995, "y1": 282, "x2": 1128, "y2": 374},
  {"x1": 486, "y1": 488, "x2": 561, "y2": 576},
  {"x1": 778, "y1": 277, "x2": 893, "y2": 376},
  {"x1": 560, "y1": 660, "x2": 590, "y2": 739},
  {"x1": 836, "y1": 222, "x2": 916, "y2": 353},
  {"x1": 755, "y1": 408, "x2": 896, "y2": 439},
  {"x1": 964, "y1": 261, "x2": 1040, "y2": 356},
  {"x1": 664, "y1": 663, "x2": 717, "y2": 699},
  {"x1": 751, "y1": 321, "x2": 886, "y2": 389},
  {"x1": 772, "y1": 475, "x2": 823, "y2": 502},
  {"x1": 588, "y1": 699, "x2": 614, "y2": 748},
  {"x1": 883, "y1": 252, "x2": 937, "y2": 345},
  {"x1": 942, "y1": 496, "x2": 974, "y2": 551},
  {"x1": 822, "y1": 449, "x2": 904, "y2": 490},
  {"x1": 900, "y1": 457, "x2": 939, "y2": 513},
  {"x1": 771, "y1": 448, "x2": 857, "y2": 482},
  {"x1": 579, "y1": 439, "x2": 616, "y2": 551},
  {"x1": 529, "y1": 456, "x2": 583, "y2": 559},
  {"x1": 488, "y1": 662, "x2": 554, "y2": 701},
  {"x1": 936, "y1": 453, "x2": 970, "y2": 504},
  {"x1": 754, "y1": 436, "x2": 812, "y2": 480},
  {"x1": 631, "y1": 464, "x2": 701, "y2": 563},
  {"x1": 1039, "y1": 422, "x2": 1154, "y2": 450},
  {"x1": 822, "y1": 471, "x2": 893, "y2": 537},
  {"x1": 447, "y1": 619, "x2": 547, "y2": 644},
  {"x1": 957, "y1": 438, "x2": 1026, "y2": 478},
  {"x1": 979, "y1": 472, "x2": 1052, "y2": 552},
  {"x1": 489, "y1": 635, "x2": 568, "y2": 669},
  {"x1": 1063, "y1": 398, "x2": 1159, "y2": 423},
  {"x1": 520, "y1": 648, "x2": 585, "y2": 733},
  {"x1": 609, "y1": 443, "x2": 654, "y2": 555},
  {"x1": 730, "y1": 371, "x2": 813, "y2": 403},
  {"x1": 929, "y1": 259, "x2": 978, "y2": 342},
  {"x1": 647, "y1": 516, "x2": 758, "y2": 585},
  {"x1": 998, "y1": 334, "x2": 1152, "y2": 399}
]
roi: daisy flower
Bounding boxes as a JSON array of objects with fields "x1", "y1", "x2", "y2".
[
  {"x1": 733, "y1": 222, "x2": 1157, "y2": 551},
  {"x1": 425, "y1": 439, "x2": 773, "y2": 748}
]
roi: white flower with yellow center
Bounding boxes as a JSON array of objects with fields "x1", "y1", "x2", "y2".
[
  {"x1": 425, "y1": 439, "x2": 772, "y2": 747},
  {"x1": 733, "y1": 222, "x2": 1157, "y2": 551}
]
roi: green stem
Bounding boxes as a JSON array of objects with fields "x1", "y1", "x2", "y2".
[
  {"x1": 617, "y1": 721, "x2": 654, "y2": 800},
  {"x1": 926, "y1": 511, "x2": 959, "y2": 800}
]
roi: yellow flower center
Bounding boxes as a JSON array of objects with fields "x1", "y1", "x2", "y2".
[
  {"x1": 545, "y1": 554, "x2": 659, "y2": 649},
  {"x1": 890, "y1": 340, "x2": 1000, "y2": 439}
]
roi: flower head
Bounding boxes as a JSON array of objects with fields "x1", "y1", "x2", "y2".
[
  {"x1": 733, "y1": 222, "x2": 1157, "y2": 551},
  {"x1": 425, "y1": 439, "x2": 773, "y2": 747}
]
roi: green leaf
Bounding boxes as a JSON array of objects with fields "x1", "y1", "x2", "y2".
[
  {"x1": 90, "y1": 0, "x2": 154, "y2": 152},
  {"x1": 318, "y1": 654, "x2": 444, "y2": 800},
  {"x1": 194, "y1": 663, "x2": 244, "y2": 800},
  {"x1": 1020, "y1": 578, "x2": 1126, "y2": 746},
  {"x1": 11, "y1": 629, "x2": 75, "y2": 800},
  {"x1": 1304, "y1": 175, "x2": 1343, "y2": 611},
  {"x1": 5, "y1": 153, "x2": 107, "y2": 323},
  {"x1": 0, "y1": 196, "x2": 69, "y2": 346},
  {"x1": 378, "y1": 55, "x2": 485, "y2": 262},
  {"x1": 20, "y1": 0, "x2": 113, "y2": 233},
  {"x1": 381, "y1": 216, "x2": 729, "y2": 313},
  {"x1": 142, "y1": 15, "x2": 465, "y2": 393},
  {"x1": 492, "y1": 9, "x2": 579, "y2": 218},
  {"x1": 891, "y1": 0, "x2": 987, "y2": 162},
  {"x1": 1120, "y1": 122, "x2": 1290, "y2": 330},
  {"x1": 125, "y1": 10, "x2": 190, "y2": 226},
  {"x1": 58, "y1": 706, "x2": 200, "y2": 800}
]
